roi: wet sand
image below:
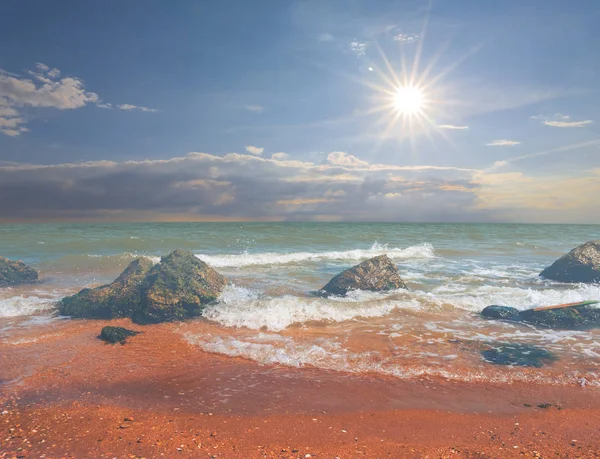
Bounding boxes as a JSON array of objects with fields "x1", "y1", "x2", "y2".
[{"x1": 2, "y1": 318, "x2": 600, "y2": 458}]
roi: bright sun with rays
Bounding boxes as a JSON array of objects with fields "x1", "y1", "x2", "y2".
[{"x1": 393, "y1": 85, "x2": 425, "y2": 115}]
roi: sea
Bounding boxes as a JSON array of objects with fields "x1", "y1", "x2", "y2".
[{"x1": 1, "y1": 222, "x2": 600, "y2": 386}]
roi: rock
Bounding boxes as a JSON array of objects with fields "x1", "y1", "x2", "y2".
[
  {"x1": 58, "y1": 258, "x2": 154, "y2": 319},
  {"x1": 482, "y1": 343, "x2": 557, "y2": 368},
  {"x1": 319, "y1": 254, "x2": 407, "y2": 297},
  {"x1": 540, "y1": 240, "x2": 600, "y2": 283},
  {"x1": 99, "y1": 326, "x2": 140, "y2": 344},
  {"x1": 132, "y1": 249, "x2": 227, "y2": 324},
  {"x1": 481, "y1": 305, "x2": 521, "y2": 321},
  {"x1": 519, "y1": 305, "x2": 600, "y2": 329},
  {"x1": 0, "y1": 256, "x2": 38, "y2": 287}
]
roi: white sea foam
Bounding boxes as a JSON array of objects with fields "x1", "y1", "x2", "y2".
[
  {"x1": 194, "y1": 242, "x2": 435, "y2": 268},
  {"x1": 203, "y1": 285, "x2": 405, "y2": 331},
  {"x1": 0, "y1": 295, "x2": 57, "y2": 318},
  {"x1": 185, "y1": 332, "x2": 599, "y2": 386}
]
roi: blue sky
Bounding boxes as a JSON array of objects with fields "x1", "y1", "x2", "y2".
[{"x1": 1, "y1": 0, "x2": 599, "y2": 222}]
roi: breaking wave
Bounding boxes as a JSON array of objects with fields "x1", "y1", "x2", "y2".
[{"x1": 194, "y1": 242, "x2": 435, "y2": 268}]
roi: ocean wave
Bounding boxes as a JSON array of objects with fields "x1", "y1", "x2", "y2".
[
  {"x1": 0, "y1": 294, "x2": 57, "y2": 318},
  {"x1": 203, "y1": 285, "x2": 410, "y2": 331},
  {"x1": 184, "y1": 332, "x2": 599, "y2": 386},
  {"x1": 195, "y1": 242, "x2": 435, "y2": 268}
]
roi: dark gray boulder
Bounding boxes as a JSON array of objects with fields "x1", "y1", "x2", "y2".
[
  {"x1": 540, "y1": 240, "x2": 600, "y2": 283},
  {"x1": 58, "y1": 258, "x2": 154, "y2": 319},
  {"x1": 132, "y1": 249, "x2": 227, "y2": 324},
  {"x1": 0, "y1": 256, "x2": 38, "y2": 287},
  {"x1": 519, "y1": 305, "x2": 600, "y2": 329},
  {"x1": 481, "y1": 302, "x2": 600, "y2": 329},
  {"x1": 320, "y1": 254, "x2": 407, "y2": 297}
]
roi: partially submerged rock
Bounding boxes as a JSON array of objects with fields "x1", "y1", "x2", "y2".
[
  {"x1": 481, "y1": 305, "x2": 521, "y2": 321},
  {"x1": 320, "y1": 254, "x2": 407, "y2": 297},
  {"x1": 99, "y1": 326, "x2": 140, "y2": 344},
  {"x1": 58, "y1": 258, "x2": 153, "y2": 319},
  {"x1": 519, "y1": 305, "x2": 600, "y2": 329},
  {"x1": 481, "y1": 302, "x2": 600, "y2": 330},
  {"x1": 482, "y1": 343, "x2": 556, "y2": 368},
  {"x1": 59, "y1": 250, "x2": 227, "y2": 324},
  {"x1": 540, "y1": 240, "x2": 600, "y2": 283},
  {"x1": 0, "y1": 256, "x2": 38, "y2": 287},
  {"x1": 133, "y1": 249, "x2": 227, "y2": 324}
]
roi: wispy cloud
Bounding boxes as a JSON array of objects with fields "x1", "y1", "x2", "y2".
[
  {"x1": 350, "y1": 41, "x2": 369, "y2": 57},
  {"x1": 116, "y1": 104, "x2": 158, "y2": 113},
  {"x1": 438, "y1": 124, "x2": 468, "y2": 130},
  {"x1": 318, "y1": 33, "x2": 334, "y2": 42},
  {"x1": 243, "y1": 104, "x2": 264, "y2": 113},
  {"x1": 271, "y1": 152, "x2": 289, "y2": 161},
  {"x1": 545, "y1": 120, "x2": 592, "y2": 128},
  {"x1": 531, "y1": 113, "x2": 593, "y2": 128},
  {"x1": 393, "y1": 32, "x2": 418, "y2": 43},
  {"x1": 245, "y1": 145, "x2": 264, "y2": 155},
  {"x1": 486, "y1": 140, "x2": 521, "y2": 147},
  {"x1": 0, "y1": 63, "x2": 156, "y2": 136}
]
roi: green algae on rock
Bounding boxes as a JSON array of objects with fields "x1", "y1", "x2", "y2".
[
  {"x1": 0, "y1": 256, "x2": 38, "y2": 287},
  {"x1": 58, "y1": 258, "x2": 154, "y2": 319}
]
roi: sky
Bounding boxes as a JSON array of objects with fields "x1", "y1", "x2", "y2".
[{"x1": 1, "y1": 0, "x2": 599, "y2": 223}]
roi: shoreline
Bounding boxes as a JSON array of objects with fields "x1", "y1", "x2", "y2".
[{"x1": 2, "y1": 318, "x2": 600, "y2": 457}]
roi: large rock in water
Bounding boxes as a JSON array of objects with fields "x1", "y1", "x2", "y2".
[
  {"x1": 320, "y1": 254, "x2": 407, "y2": 297},
  {"x1": 481, "y1": 303, "x2": 600, "y2": 329},
  {"x1": 132, "y1": 249, "x2": 227, "y2": 324},
  {"x1": 540, "y1": 240, "x2": 600, "y2": 283},
  {"x1": 0, "y1": 256, "x2": 38, "y2": 287},
  {"x1": 58, "y1": 258, "x2": 154, "y2": 319}
]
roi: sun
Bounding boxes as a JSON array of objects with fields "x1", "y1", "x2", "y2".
[{"x1": 393, "y1": 85, "x2": 424, "y2": 115}]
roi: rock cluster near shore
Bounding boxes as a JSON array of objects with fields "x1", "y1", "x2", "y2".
[
  {"x1": 540, "y1": 240, "x2": 600, "y2": 283},
  {"x1": 59, "y1": 249, "x2": 226, "y2": 324},
  {"x1": 481, "y1": 304, "x2": 600, "y2": 329},
  {"x1": 0, "y1": 256, "x2": 38, "y2": 287},
  {"x1": 320, "y1": 254, "x2": 407, "y2": 297}
]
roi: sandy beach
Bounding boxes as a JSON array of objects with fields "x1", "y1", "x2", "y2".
[{"x1": 2, "y1": 318, "x2": 600, "y2": 458}]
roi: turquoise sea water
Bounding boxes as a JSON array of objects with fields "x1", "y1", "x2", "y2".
[{"x1": 1, "y1": 222, "x2": 600, "y2": 385}]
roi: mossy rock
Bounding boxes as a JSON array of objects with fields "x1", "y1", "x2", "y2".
[
  {"x1": 133, "y1": 249, "x2": 227, "y2": 324},
  {"x1": 0, "y1": 256, "x2": 38, "y2": 287},
  {"x1": 320, "y1": 254, "x2": 407, "y2": 297},
  {"x1": 58, "y1": 258, "x2": 153, "y2": 319},
  {"x1": 520, "y1": 305, "x2": 600, "y2": 329},
  {"x1": 99, "y1": 326, "x2": 140, "y2": 344}
]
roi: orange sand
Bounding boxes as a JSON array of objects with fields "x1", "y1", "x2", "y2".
[{"x1": 2, "y1": 318, "x2": 600, "y2": 458}]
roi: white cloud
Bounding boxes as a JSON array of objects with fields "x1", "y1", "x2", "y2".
[
  {"x1": 393, "y1": 32, "x2": 418, "y2": 43},
  {"x1": 243, "y1": 104, "x2": 264, "y2": 113},
  {"x1": 531, "y1": 113, "x2": 592, "y2": 128},
  {"x1": 545, "y1": 120, "x2": 592, "y2": 128},
  {"x1": 245, "y1": 145, "x2": 264, "y2": 155},
  {"x1": 271, "y1": 152, "x2": 289, "y2": 161},
  {"x1": 117, "y1": 104, "x2": 157, "y2": 112},
  {"x1": 0, "y1": 63, "x2": 156, "y2": 137},
  {"x1": 350, "y1": 41, "x2": 369, "y2": 57},
  {"x1": 486, "y1": 140, "x2": 521, "y2": 147},
  {"x1": 318, "y1": 33, "x2": 334, "y2": 42},
  {"x1": 438, "y1": 124, "x2": 469, "y2": 130},
  {"x1": 327, "y1": 151, "x2": 369, "y2": 167}
]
